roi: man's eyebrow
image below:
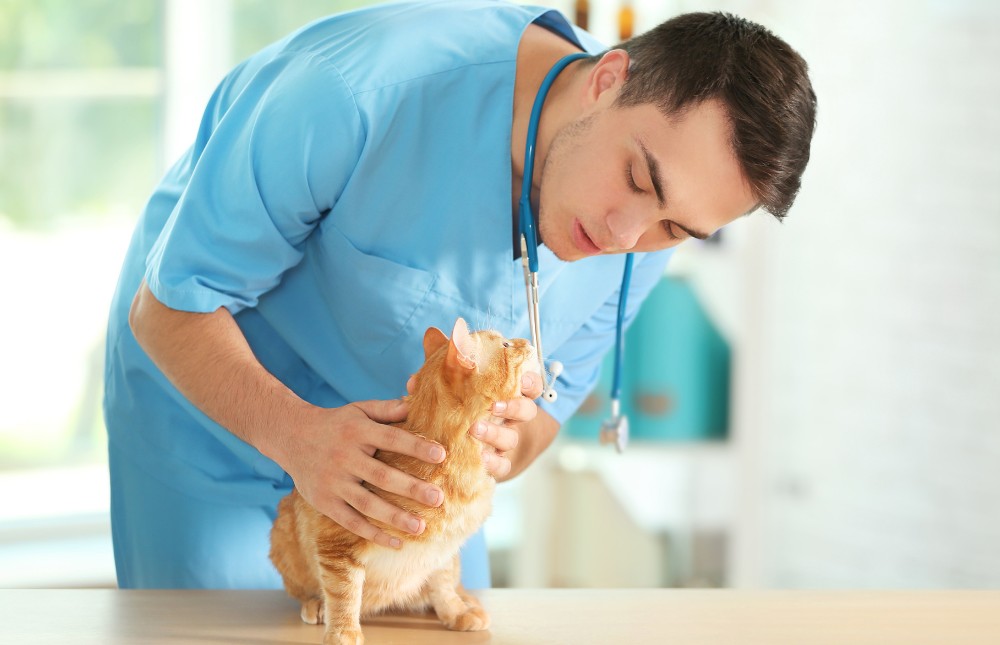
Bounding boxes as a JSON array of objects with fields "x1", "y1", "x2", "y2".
[
  {"x1": 637, "y1": 138, "x2": 711, "y2": 240},
  {"x1": 637, "y1": 139, "x2": 667, "y2": 210}
]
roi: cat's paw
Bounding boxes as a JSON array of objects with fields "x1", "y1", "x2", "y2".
[
  {"x1": 300, "y1": 597, "x2": 325, "y2": 625},
  {"x1": 323, "y1": 627, "x2": 364, "y2": 645},
  {"x1": 444, "y1": 604, "x2": 491, "y2": 632}
]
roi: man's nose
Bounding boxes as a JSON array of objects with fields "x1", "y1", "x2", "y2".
[{"x1": 606, "y1": 211, "x2": 645, "y2": 251}]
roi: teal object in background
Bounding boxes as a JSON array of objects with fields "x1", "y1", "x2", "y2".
[
  {"x1": 563, "y1": 276, "x2": 730, "y2": 442},
  {"x1": 627, "y1": 276, "x2": 730, "y2": 441}
]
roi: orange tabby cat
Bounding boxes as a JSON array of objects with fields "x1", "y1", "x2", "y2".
[{"x1": 269, "y1": 318, "x2": 539, "y2": 645}]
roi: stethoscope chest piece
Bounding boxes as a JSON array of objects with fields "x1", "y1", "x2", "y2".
[
  {"x1": 541, "y1": 360, "x2": 563, "y2": 402},
  {"x1": 599, "y1": 400, "x2": 629, "y2": 453}
]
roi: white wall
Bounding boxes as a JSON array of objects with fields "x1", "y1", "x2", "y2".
[{"x1": 725, "y1": 0, "x2": 1000, "y2": 587}]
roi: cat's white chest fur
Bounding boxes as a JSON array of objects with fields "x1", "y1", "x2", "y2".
[
  {"x1": 362, "y1": 536, "x2": 454, "y2": 600},
  {"x1": 359, "y1": 481, "x2": 494, "y2": 609}
]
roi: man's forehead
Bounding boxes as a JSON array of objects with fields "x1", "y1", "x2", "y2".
[{"x1": 630, "y1": 101, "x2": 755, "y2": 228}]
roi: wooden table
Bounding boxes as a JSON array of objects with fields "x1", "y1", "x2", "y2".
[{"x1": 2, "y1": 589, "x2": 999, "y2": 644}]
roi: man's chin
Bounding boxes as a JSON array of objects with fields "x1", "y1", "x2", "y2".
[
  {"x1": 542, "y1": 241, "x2": 580, "y2": 263},
  {"x1": 538, "y1": 223, "x2": 583, "y2": 262}
]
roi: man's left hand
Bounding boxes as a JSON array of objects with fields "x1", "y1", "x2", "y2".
[{"x1": 473, "y1": 372, "x2": 543, "y2": 478}]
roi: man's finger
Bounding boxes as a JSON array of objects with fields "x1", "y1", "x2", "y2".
[
  {"x1": 482, "y1": 450, "x2": 512, "y2": 479},
  {"x1": 491, "y1": 397, "x2": 537, "y2": 423},
  {"x1": 326, "y1": 499, "x2": 402, "y2": 549},
  {"x1": 357, "y1": 457, "x2": 444, "y2": 508},
  {"x1": 471, "y1": 420, "x2": 519, "y2": 452},
  {"x1": 371, "y1": 423, "x2": 447, "y2": 465},
  {"x1": 345, "y1": 485, "x2": 427, "y2": 536},
  {"x1": 520, "y1": 372, "x2": 544, "y2": 399},
  {"x1": 351, "y1": 398, "x2": 409, "y2": 423}
]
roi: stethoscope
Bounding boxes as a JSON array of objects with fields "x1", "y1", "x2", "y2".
[{"x1": 518, "y1": 52, "x2": 634, "y2": 453}]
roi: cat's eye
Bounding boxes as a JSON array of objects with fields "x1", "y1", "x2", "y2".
[{"x1": 503, "y1": 341, "x2": 511, "y2": 348}]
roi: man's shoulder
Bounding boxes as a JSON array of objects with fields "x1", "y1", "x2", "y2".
[{"x1": 305, "y1": 0, "x2": 560, "y2": 92}]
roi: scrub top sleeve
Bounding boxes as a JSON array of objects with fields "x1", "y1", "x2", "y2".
[
  {"x1": 541, "y1": 250, "x2": 673, "y2": 425},
  {"x1": 145, "y1": 56, "x2": 364, "y2": 315}
]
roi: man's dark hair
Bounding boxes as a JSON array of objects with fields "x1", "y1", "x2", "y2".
[{"x1": 610, "y1": 12, "x2": 817, "y2": 221}]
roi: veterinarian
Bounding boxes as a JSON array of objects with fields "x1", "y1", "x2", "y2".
[{"x1": 104, "y1": 0, "x2": 815, "y2": 589}]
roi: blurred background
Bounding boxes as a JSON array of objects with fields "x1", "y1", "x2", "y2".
[{"x1": 1, "y1": 0, "x2": 998, "y2": 589}]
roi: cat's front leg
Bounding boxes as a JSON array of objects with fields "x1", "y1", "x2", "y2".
[
  {"x1": 317, "y1": 556, "x2": 366, "y2": 645},
  {"x1": 423, "y1": 555, "x2": 491, "y2": 632}
]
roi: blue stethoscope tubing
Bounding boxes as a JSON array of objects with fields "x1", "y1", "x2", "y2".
[
  {"x1": 519, "y1": 52, "x2": 634, "y2": 451},
  {"x1": 605, "y1": 252, "x2": 633, "y2": 452}
]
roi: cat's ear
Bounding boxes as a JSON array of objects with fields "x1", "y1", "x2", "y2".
[
  {"x1": 423, "y1": 326, "x2": 448, "y2": 360},
  {"x1": 446, "y1": 318, "x2": 477, "y2": 371}
]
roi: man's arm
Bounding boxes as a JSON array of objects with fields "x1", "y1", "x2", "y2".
[
  {"x1": 128, "y1": 281, "x2": 447, "y2": 547},
  {"x1": 129, "y1": 282, "x2": 310, "y2": 461}
]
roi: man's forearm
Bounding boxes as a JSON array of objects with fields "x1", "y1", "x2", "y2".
[{"x1": 128, "y1": 281, "x2": 313, "y2": 466}]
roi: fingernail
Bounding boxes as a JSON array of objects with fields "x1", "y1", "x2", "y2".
[
  {"x1": 424, "y1": 489, "x2": 443, "y2": 506},
  {"x1": 493, "y1": 401, "x2": 507, "y2": 413},
  {"x1": 522, "y1": 373, "x2": 534, "y2": 389},
  {"x1": 430, "y1": 446, "x2": 445, "y2": 462},
  {"x1": 407, "y1": 518, "x2": 421, "y2": 533},
  {"x1": 390, "y1": 537, "x2": 401, "y2": 549},
  {"x1": 472, "y1": 422, "x2": 486, "y2": 437}
]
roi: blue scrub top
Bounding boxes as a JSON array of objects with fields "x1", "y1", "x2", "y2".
[{"x1": 104, "y1": 0, "x2": 672, "y2": 576}]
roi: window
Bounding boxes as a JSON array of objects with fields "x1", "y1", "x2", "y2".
[
  {"x1": 1, "y1": 1, "x2": 163, "y2": 470},
  {"x1": 0, "y1": 0, "x2": 380, "y2": 472},
  {"x1": 0, "y1": 0, "x2": 375, "y2": 588}
]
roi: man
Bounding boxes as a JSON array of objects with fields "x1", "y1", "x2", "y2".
[{"x1": 105, "y1": 0, "x2": 815, "y2": 589}]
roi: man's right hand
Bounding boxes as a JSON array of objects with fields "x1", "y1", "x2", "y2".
[
  {"x1": 278, "y1": 398, "x2": 447, "y2": 549},
  {"x1": 128, "y1": 281, "x2": 445, "y2": 549}
]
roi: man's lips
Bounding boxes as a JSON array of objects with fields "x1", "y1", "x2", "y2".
[{"x1": 572, "y1": 219, "x2": 602, "y2": 256}]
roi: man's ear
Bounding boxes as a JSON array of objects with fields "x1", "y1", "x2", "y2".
[
  {"x1": 423, "y1": 326, "x2": 448, "y2": 360},
  {"x1": 445, "y1": 318, "x2": 477, "y2": 371},
  {"x1": 583, "y1": 49, "x2": 630, "y2": 106}
]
